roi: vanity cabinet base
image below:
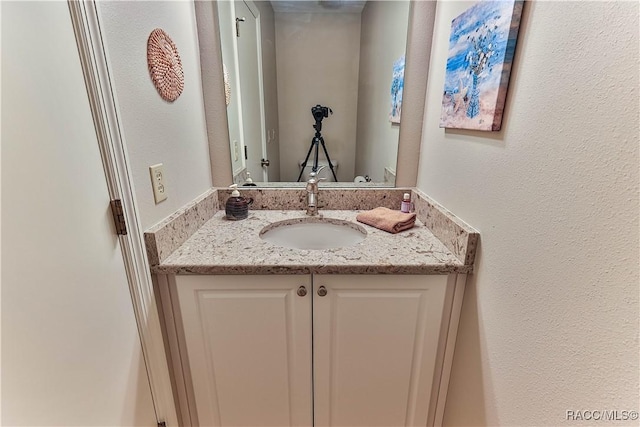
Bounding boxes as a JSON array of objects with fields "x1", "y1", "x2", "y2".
[{"x1": 157, "y1": 273, "x2": 467, "y2": 427}]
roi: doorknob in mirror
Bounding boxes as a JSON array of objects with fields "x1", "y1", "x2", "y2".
[
  {"x1": 235, "y1": 17, "x2": 245, "y2": 37},
  {"x1": 261, "y1": 159, "x2": 270, "y2": 167}
]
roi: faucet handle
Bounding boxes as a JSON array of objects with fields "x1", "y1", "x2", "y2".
[
  {"x1": 310, "y1": 165, "x2": 326, "y2": 175},
  {"x1": 308, "y1": 172, "x2": 326, "y2": 183},
  {"x1": 309, "y1": 165, "x2": 328, "y2": 180}
]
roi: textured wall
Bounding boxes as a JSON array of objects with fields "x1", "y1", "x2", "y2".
[
  {"x1": 354, "y1": 1, "x2": 410, "y2": 182},
  {"x1": 97, "y1": 1, "x2": 213, "y2": 229},
  {"x1": 395, "y1": 0, "x2": 437, "y2": 187},
  {"x1": 417, "y1": 1, "x2": 639, "y2": 425},
  {"x1": 275, "y1": 12, "x2": 361, "y2": 182},
  {"x1": 194, "y1": 1, "x2": 233, "y2": 188}
]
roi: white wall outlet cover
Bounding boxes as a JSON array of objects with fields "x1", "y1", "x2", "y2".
[{"x1": 149, "y1": 163, "x2": 168, "y2": 204}]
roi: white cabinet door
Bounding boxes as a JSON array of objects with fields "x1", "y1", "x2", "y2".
[
  {"x1": 313, "y1": 274, "x2": 448, "y2": 427},
  {"x1": 176, "y1": 275, "x2": 312, "y2": 426}
]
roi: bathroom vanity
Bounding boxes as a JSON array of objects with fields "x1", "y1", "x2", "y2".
[{"x1": 146, "y1": 188, "x2": 477, "y2": 427}]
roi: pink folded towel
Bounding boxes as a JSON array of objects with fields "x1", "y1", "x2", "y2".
[{"x1": 356, "y1": 207, "x2": 416, "y2": 234}]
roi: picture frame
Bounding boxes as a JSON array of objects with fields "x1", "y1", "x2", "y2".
[{"x1": 440, "y1": 0, "x2": 524, "y2": 131}]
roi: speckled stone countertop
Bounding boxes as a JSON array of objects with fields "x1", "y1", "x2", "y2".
[{"x1": 152, "y1": 209, "x2": 471, "y2": 275}]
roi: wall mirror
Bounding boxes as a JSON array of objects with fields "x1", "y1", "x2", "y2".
[{"x1": 216, "y1": 0, "x2": 412, "y2": 187}]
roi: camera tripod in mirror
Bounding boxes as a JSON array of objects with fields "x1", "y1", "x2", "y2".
[{"x1": 296, "y1": 104, "x2": 338, "y2": 182}]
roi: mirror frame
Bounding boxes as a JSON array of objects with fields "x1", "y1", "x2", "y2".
[{"x1": 195, "y1": 0, "x2": 437, "y2": 188}]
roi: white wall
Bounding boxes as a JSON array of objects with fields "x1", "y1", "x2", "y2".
[
  {"x1": 355, "y1": 0, "x2": 409, "y2": 182},
  {"x1": 416, "y1": 2, "x2": 639, "y2": 425},
  {"x1": 1, "y1": 2, "x2": 156, "y2": 425},
  {"x1": 276, "y1": 12, "x2": 361, "y2": 182},
  {"x1": 97, "y1": 1, "x2": 213, "y2": 230}
]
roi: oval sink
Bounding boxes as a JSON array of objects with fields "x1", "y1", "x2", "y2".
[{"x1": 260, "y1": 218, "x2": 367, "y2": 250}]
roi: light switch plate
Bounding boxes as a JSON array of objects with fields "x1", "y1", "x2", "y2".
[{"x1": 149, "y1": 163, "x2": 167, "y2": 204}]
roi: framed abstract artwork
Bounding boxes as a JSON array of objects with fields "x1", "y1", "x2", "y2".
[
  {"x1": 440, "y1": 0, "x2": 524, "y2": 131},
  {"x1": 390, "y1": 55, "x2": 405, "y2": 124}
]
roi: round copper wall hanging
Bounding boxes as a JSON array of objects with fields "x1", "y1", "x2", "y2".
[{"x1": 147, "y1": 28, "x2": 184, "y2": 102}]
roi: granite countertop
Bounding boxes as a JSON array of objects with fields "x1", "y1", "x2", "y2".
[{"x1": 152, "y1": 209, "x2": 471, "y2": 275}]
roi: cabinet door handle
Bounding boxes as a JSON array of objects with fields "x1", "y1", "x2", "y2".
[
  {"x1": 317, "y1": 286, "x2": 327, "y2": 297},
  {"x1": 297, "y1": 286, "x2": 307, "y2": 297}
]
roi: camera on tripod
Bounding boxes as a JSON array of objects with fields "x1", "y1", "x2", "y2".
[
  {"x1": 311, "y1": 104, "x2": 332, "y2": 127},
  {"x1": 297, "y1": 104, "x2": 338, "y2": 182}
]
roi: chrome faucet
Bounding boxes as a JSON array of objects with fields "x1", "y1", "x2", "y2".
[{"x1": 306, "y1": 167, "x2": 326, "y2": 216}]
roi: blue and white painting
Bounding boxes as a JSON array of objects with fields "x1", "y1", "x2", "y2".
[
  {"x1": 440, "y1": 0, "x2": 523, "y2": 131},
  {"x1": 390, "y1": 55, "x2": 405, "y2": 124}
]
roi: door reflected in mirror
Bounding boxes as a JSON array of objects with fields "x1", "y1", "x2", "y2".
[{"x1": 218, "y1": 0, "x2": 410, "y2": 186}]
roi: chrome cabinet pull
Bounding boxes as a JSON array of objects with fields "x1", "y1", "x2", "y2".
[
  {"x1": 297, "y1": 286, "x2": 307, "y2": 297},
  {"x1": 317, "y1": 286, "x2": 327, "y2": 297}
]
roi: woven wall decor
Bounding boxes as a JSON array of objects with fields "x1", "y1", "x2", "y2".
[{"x1": 147, "y1": 28, "x2": 184, "y2": 102}]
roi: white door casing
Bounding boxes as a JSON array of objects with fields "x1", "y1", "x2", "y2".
[
  {"x1": 235, "y1": 0, "x2": 268, "y2": 181},
  {"x1": 217, "y1": 0, "x2": 245, "y2": 176},
  {"x1": 67, "y1": 1, "x2": 178, "y2": 425}
]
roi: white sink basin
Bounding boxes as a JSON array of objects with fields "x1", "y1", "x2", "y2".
[{"x1": 260, "y1": 218, "x2": 367, "y2": 250}]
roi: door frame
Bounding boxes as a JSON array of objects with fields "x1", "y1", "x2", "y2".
[
  {"x1": 68, "y1": 2, "x2": 178, "y2": 426},
  {"x1": 232, "y1": 0, "x2": 269, "y2": 182},
  {"x1": 228, "y1": 0, "x2": 249, "y2": 176},
  {"x1": 246, "y1": 0, "x2": 269, "y2": 182}
]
